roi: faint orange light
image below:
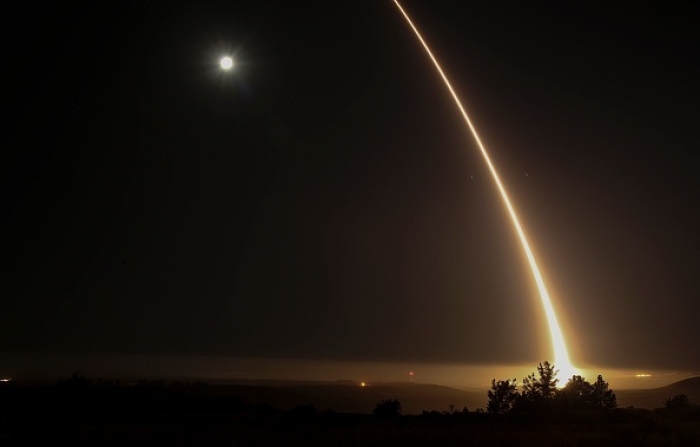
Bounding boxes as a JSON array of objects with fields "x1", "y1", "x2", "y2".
[
  {"x1": 360, "y1": 382, "x2": 366, "y2": 387},
  {"x1": 636, "y1": 374, "x2": 651, "y2": 378}
]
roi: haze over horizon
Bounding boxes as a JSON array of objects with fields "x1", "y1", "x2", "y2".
[{"x1": 3, "y1": 1, "x2": 699, "y2": 379}]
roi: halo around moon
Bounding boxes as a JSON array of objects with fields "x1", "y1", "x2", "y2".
[{"x1": 220, "y1": 56, "x2": 233, "y2": 70}]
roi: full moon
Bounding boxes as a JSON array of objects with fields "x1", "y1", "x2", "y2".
[{"x1": 220, "y1": 56, "x2": 233, "y2": 70}]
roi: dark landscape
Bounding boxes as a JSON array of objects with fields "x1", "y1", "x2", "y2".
[{"x1": 2, "y1": 370, "x2": 699, "y2": 445}]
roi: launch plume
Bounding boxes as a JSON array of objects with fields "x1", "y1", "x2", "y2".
[{"x1": 392, "y1": 0, "x2": 577, "y2": 379}]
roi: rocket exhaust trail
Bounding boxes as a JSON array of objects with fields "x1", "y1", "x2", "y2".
[{"x1": 392, "y1": 0, "x2": 577, "y2": 379}]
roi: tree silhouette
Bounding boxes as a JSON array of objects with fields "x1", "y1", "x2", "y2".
[
  {"x1": 373, "y1": 399, "x2": 402, "y2": 417},
  {"x1": 518, "y1": 361, "x2": 558, "y2": 411},
  {"x1": 663, "y1": 394, "x2": 690, "y2": 409},
  {"x1": 58, "y1": 371, "x2": 91, "y2": 389},
  {"x1": 559, "y1": 375, "x2": 594, "y2": 409},
  {"x1": 591, "y1": 375, "x2": 617, "y2": 409},
  {"x1": 487, "y1": 379, "x2": 519, "y2": 414}
]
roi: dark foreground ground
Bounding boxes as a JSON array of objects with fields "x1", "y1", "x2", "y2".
[{"x1": 2, "y1": 381, "x2": 699, "y2": 446}]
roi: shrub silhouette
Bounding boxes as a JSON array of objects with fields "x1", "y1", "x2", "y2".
[
  {"x1": 664, "y1": 394, "x2": 690, "y2": 409},
  {"x1": 487, "y1": 379, "x2": 519, "y2": 414},
  {"x1": 373, "y1": 399, "x2": 402, "y2": 417},
  {"x1": 58, "y1": 371, "x2": 91, "y2": 388}
]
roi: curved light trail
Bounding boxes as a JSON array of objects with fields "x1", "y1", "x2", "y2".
[{"x1": 393, "y1": 0, "x2": 577, "y2": 380}]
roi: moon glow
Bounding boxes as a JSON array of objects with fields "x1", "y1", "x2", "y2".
[{"x1": 220, "y1": 56, "x2": 233, "y2": 70}]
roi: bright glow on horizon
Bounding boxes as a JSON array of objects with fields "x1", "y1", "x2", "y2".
[
  {"x1": 220, "y1": 56, "x2": 233, "y2": 70},
  {"x1": 393, "y1": 0, "x2": 578, "y2": 381}
]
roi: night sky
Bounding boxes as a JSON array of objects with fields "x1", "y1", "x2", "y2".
[{"x1": 3, "y1": 1, "x2": 699, "y2": 374}]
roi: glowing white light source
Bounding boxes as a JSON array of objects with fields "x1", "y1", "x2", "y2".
[
  {"x1": 393, "y1": 0, "x2": 578, "y2": 380},
  {"x1": 220, "y1": 56, "x2": 233, "y2": 70}
]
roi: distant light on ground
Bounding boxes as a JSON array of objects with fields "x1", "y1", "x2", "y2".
[
  {"x1": 360, "y1": 382, "x2": 366, "y2": 387},
  {"x1": 636, "y1": 374, "x2": 652, "y2": 377},
  {"x1": 0, "y1": 378, "x2": 10, "y2": 382},
  {"x1": 220, "y1": 56, "x2": 233, "y2": 70}
]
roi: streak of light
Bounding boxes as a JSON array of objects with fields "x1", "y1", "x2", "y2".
[{"x1": 392, "y1": 0, "x2": 578, "y2": 380}]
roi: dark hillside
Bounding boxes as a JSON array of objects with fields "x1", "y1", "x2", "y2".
[{"x1": 616, "y1": 376, "x2": 700, "y2": 409}]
